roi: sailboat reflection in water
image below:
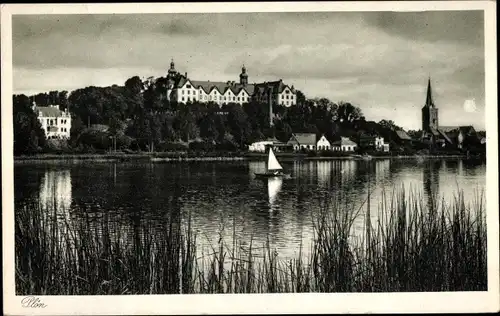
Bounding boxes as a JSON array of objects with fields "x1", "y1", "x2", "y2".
[
  {"x1": 255, "y1": 147, "x2": 290, "y2": 178},
  {"x1": 267, "y1": 176, "x2": 283, "y2": 211}
]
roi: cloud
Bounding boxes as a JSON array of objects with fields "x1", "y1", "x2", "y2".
[
  {"x1": 363, "y1": 11, "x2": 484, "y2": 47},
  {"x1": 11, "y1": 11, "x2": 485, "y2": 130}
]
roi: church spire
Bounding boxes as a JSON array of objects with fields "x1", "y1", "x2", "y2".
[
  {"x1": 239, "y1": 64, "x2": 248, "y2": 85},
  {"x1": 425, "y1": 77, "x2": 435, "y2": 107}
]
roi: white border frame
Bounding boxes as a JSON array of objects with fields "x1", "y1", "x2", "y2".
[{"x1": 2, "y1": 2, "x2": 498, "y2": 315}]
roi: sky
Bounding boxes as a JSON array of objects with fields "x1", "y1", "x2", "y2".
[{"x1": 12, "y1": 11, "x2": 485, "y2": 130}]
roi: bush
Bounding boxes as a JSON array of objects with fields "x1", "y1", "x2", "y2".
[
  {"x1": 189, "y1": 141, "x2": 215, "y2": 151},
  {"x1": 157, "y1": 142, "x2": 189, "y2": 151}
]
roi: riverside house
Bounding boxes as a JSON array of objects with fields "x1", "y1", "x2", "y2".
[
  {"x1": 332, "y1": 137, "x2": 357, "y2": 152},
  {"x1": 32, "y1": 103, "x2": 72, "y2": 139},
  {"x1": 316, "y1": 135, "x2": 332, "y2": 151},
  {"x1": 359, "y1": 134, "x2": 390, "y2": 152},
  {"x1": 287, "y1": 133, "x2": 316, "y2": 151}
]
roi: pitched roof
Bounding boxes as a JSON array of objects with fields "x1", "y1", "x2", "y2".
[
  {"x1": 439, "y1": 125, "x2": 476, "y2": 134},
  {"x1": 437, "y1": 129, "x2": 454, "y2": 144},
  {"x1": 429, "y1": 127, "x2": 441, "y2": 136},
  {"x1": 288, "y1": 133, "x2": 316, "y2": 145},
  {"x1": 332, "y1": 137, "x2": 357, "y2": 146},
  {"x1": 35, "y1": 105, "x2": 64, "y2": 118},
  {"x1": 254, "y1": 80, "x2": 292, "y2": 95},
  {"x1": 186, "y1": 80, "x2": 255, "y2": 96},
  {"x1": 438, "y1": 126, "x2": 460, "y2": 133},
  {"x1": 395, "y1": 130, "x2": 412, "y2": 140}
]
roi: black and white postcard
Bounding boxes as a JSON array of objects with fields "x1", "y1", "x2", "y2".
[{"x1": 2, "y1": 2, "x2": 498, "y2": 315}]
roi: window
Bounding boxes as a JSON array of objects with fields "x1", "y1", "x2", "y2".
[
  {"x1": 182, "y1": 90, "x2": 185, "y2": 95},
  {"x1": 285, "y1": 90, "x2": 290, "y2": 94},
  {"x1": 182, "y1": 97, "x2": 185, "y2": 101},
  {"x1": 193, "y1": 91, "x2": 196, "y2": 95},
  {"x1": 186, "y1": 84, "x2": 191, "y2": 88},
  {"x1": 233, "y1": 97, "x2": 235, "y2": 101},
  {"x1": 188, "y1": 90, "x2": 190, "y2": 95},
  {"x1": 237, "y1": 97, "x2": 240, "y2": 101}
]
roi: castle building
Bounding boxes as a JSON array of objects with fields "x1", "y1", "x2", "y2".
[
  {"x1": 165, "y1": 60, "x2": 297, "y2": 107},
  {"x1": 32, "y1": 103, "x2": 72, "y2": 139}
]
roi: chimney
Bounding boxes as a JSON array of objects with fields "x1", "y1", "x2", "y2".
[{"x1": 185, "y1": 72, "x2": 188, "y2": 78}]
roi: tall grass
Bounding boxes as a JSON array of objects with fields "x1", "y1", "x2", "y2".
[{"x1": 15, "y1": 188, "x2": 487, "y2": 294}]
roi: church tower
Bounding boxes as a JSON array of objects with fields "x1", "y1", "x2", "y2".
[
  {"x1": 421, "y1": 77, "x2": 439, "y2": 132},
  {"x1": 239, "y1": 65, "x2": 248, "y2": 85},
  {"x1": 167, "y1": 59, "x2": 177, "y2": 81}
]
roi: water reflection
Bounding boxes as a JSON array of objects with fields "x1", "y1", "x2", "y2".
[
  {"x1": 316, "y1": 161, "x2": 332, "y2": 187},
  {"x1": 39, "y1": 169, "x2": 72, "y2": 212},
  {"x1": 248, "y1": 161, "x2": 266, "y2": 179},
  {"x1": 423, "y1": 160, "x2": 441, "y2": 210},
  {"x1": 267, "y1": 177, "x2": 283, "y2": 211},
  {"x1": 15, "y1": 158, "x2": 486, "y2": 261}
]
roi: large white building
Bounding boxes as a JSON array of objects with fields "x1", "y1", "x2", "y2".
[
  {"x1": 165, "y1": 60, "x2": 297, "y2": 107},
  {"x1": 32, "y1": 103, "x2": 72, "y2": 139}
]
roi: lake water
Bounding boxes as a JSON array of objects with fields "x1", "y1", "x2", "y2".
[{"x1": 14, "y1": 158, "x2": 486, "y2": 259}]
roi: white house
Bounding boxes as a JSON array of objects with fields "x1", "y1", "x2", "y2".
[
  {"x1": 375, "y1": 136, "x2": 390, "y2": 152},
  {"x1": 32, "y1": 103, "x2": 71, "y2": 139},
  {"x1": 249, "y1": 140, "x2": 274, "y2": 152},
  {"x1": 332, "y1": 137, "x2": 357, "y2": 152},
  {"x1": 316, "y1": 135, "x2": 331, "y2": 151}
]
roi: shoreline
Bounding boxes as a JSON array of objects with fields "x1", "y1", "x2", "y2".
[{"x1": 12, "y1": 152, "x2": 481, "y2": 163}]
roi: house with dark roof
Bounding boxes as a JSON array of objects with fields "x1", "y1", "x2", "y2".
[
  {"x1": 287, "y1": 133, "x2": 316, "y2": 151},
  {"x1": 32, "y1": 103, "x2": 71, "y2": 139},
  {"x1": 165, "y1": 60, "x2": 297, "y2": 107}
]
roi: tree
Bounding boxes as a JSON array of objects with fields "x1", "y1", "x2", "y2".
[
  {"x1": 13, "y1": 94, "x2": 46, "y2": 155},
  {"x1": 378, "y1": 119, "x2": 401, "y2": 131},
  {"x1": 336, "y1": 102, "x2": 363, "y2": 124}
]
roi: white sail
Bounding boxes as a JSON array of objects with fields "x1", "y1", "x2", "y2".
[{"x1": 267, "y1": 147, "x2": 283, "y2": 171}]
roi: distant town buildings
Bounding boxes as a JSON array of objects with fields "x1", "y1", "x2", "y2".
[
  {"x1": 165, "y1": 60, "x2": 297, "y2": 107},
  {"x1": 421, "y1": 78, "x2": 479, "y2": 148},
  {"x1": 32, "y1": 103, "x2": 71, "y2": 139}
]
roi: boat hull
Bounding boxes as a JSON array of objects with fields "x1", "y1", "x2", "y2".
[{"x1": 255, "y1": 172, "x2": 289, "y2": 178}]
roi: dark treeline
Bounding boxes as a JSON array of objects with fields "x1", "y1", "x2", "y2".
[{"x1": 12, "y1": 75, "x2": 481, "y2": 156}]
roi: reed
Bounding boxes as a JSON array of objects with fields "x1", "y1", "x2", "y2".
[{"x1": 15, "y1": 187, "x2": 487, "y2": 294}]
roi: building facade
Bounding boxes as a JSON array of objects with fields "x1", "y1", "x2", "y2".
[
  {"x1": 316, "y1": 135, "x2": 331, "y2": 151},
  {"x1": 165, "y1": 60, "x2": 297, "y2": 107},
  {"x1": 32, "y1": 103, "x2": 72, "y2": 139},
  {"x1": 332, "y1": 137, "x2": 357, "y2": 152}
]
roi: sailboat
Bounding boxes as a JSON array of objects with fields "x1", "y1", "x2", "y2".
[{"x1": 255, "y1": 147, "x2": 289, "y2": 178}]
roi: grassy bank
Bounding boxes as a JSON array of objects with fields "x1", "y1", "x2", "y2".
[
  {"x1": 15, "y1": 188, "x2": 486, "y2": 294},
  {"x1": 14, "y1": 152, "x2": 472, "y2": 164}
]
